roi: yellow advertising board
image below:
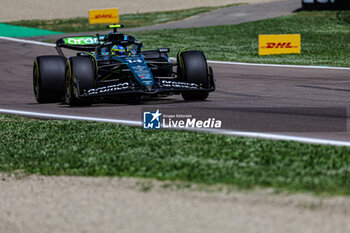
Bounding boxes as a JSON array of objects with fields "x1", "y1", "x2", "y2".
[
  {"x1": 259, "y1": 34, "x2": 301, "y2": 55},
  {"x1": 89, "y1": 8, "x2": 119, "y2": 24}
]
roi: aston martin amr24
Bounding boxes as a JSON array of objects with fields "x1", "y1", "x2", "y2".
[{"x1": 33, "y1": 24, "x2": 215, "y2": 106}]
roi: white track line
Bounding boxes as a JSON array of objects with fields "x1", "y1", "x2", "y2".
[
  {"x1": 1, "y1": 36, "x2": 350, "y2": 70},
  {"x1": 0, "y1": 109, "x2": 141, "y2": 126},
  {"x1": 207, "y1": 60, "x2": 350, "y2": 70},
  {"x1": 188, "y1": 128, "x2": 350, "y2": 147},
  {"x1": 1, "y1": 109, "x2": 350, "y2": 147},
  {"x1": 0, "y1": 36, "x2": 56, "y2": 47}
]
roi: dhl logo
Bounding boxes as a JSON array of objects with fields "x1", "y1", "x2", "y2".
[
  {"x1": 261, "y1": 42, "x2": 298, "y2": 49},
  {"x1": 259, "y1": 34, "x2": 301, "y2": 55},
  {"x1": 89, "y1": 8, "x2": 119, "y2": 24},
  {"x1": 94, "y1": 14, "x2": 118, "y2": 19}
]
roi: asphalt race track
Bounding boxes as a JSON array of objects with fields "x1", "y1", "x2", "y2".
[{"x1": 1, "y1": 39, "x2": 350, "y2": 143}]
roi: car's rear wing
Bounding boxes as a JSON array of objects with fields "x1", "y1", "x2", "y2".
[
  {"x1": 55, "y1": 24, "x2": 139, "y2": 56},
  {"x1": 55, "y1": 34, "x2": 143, "y2": 57},
  {"x1": 56, "y1": 36, "x2": 105, "y2": 51}
]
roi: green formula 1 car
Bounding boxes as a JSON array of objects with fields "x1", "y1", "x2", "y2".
[{"x1": 33, "y1": 24, "x2": 215, "y2": 106}]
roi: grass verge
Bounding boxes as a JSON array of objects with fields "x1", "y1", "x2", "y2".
[
  {"x1": 40, "y1": 11, "x2": 350, "y2": 67},
  {"x1": 1, "y1": 114, "x2": 350, "y2": 196},
  {"x1": 126, "y1": 10, "x2": 350, "y2": 67},
  {"x1": 5, "y1": 4, "x2": 240, "y2": 33}
]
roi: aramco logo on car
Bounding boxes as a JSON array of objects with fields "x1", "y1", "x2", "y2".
[{"x1": 143, "y1": 110, "x2": 222, "y2": 129}]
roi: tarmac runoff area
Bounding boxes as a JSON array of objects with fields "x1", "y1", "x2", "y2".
[{"x1": 1, "y1": 174, "x2": 350, "y2": 233}]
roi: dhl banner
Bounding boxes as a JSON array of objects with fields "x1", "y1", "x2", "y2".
[
  {"x1": 89, "y1": 8, "x2": 119, "y2": 24},
  {"x1": 259, "y1": 34, "x2": 301, "y2": 55}
]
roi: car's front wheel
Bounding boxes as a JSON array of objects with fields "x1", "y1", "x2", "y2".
[{"x1": 177, "y1": 50, "x2": 211, "y2": 101}]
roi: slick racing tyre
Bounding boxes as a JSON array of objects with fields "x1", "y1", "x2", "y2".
[
  {"x1": 178, "y1": 50, "x2": 210, "y2": 101},
  {"x1": 33, "y1": 56, "x2": 66, "y2": 103},
  {"x1": 66, "y1": 56, "x2": 96, "y2": 106}
]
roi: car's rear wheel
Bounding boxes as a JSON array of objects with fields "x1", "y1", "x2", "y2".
[
  {"x1": 66, "y1": 56, "x2": 95, "y2": 106},
  {"x1": 178, "y1": 50, "x2": 210, "y2": 101},
  {"x1": 33, "y1": 56, "x2": 66, "y2": 103}
]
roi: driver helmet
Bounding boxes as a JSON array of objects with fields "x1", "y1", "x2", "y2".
[{"x1": 111, "y1": 45, "x2": 126, "y2": 56}]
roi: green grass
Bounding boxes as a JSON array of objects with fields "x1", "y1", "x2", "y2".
[
  {"x1": 12, "y1": 9, "x2": 350, "y2": 66},
  {"x1": 122, "y1": 10, "x2": 350, "y2": 67},
  {"x1": 1, "y1": 114, "x2": 350, "y2": 196},
  {"x1": 5, "y1": 4, "x2": 240, "y2": 33},
  {"x1": 42, "y1": 10, "x2": 350, "y2": 67}
]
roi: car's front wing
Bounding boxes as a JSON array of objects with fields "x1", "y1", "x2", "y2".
[{"x1": 79, "y1": 80, "x2": 215, "y2": 98}]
